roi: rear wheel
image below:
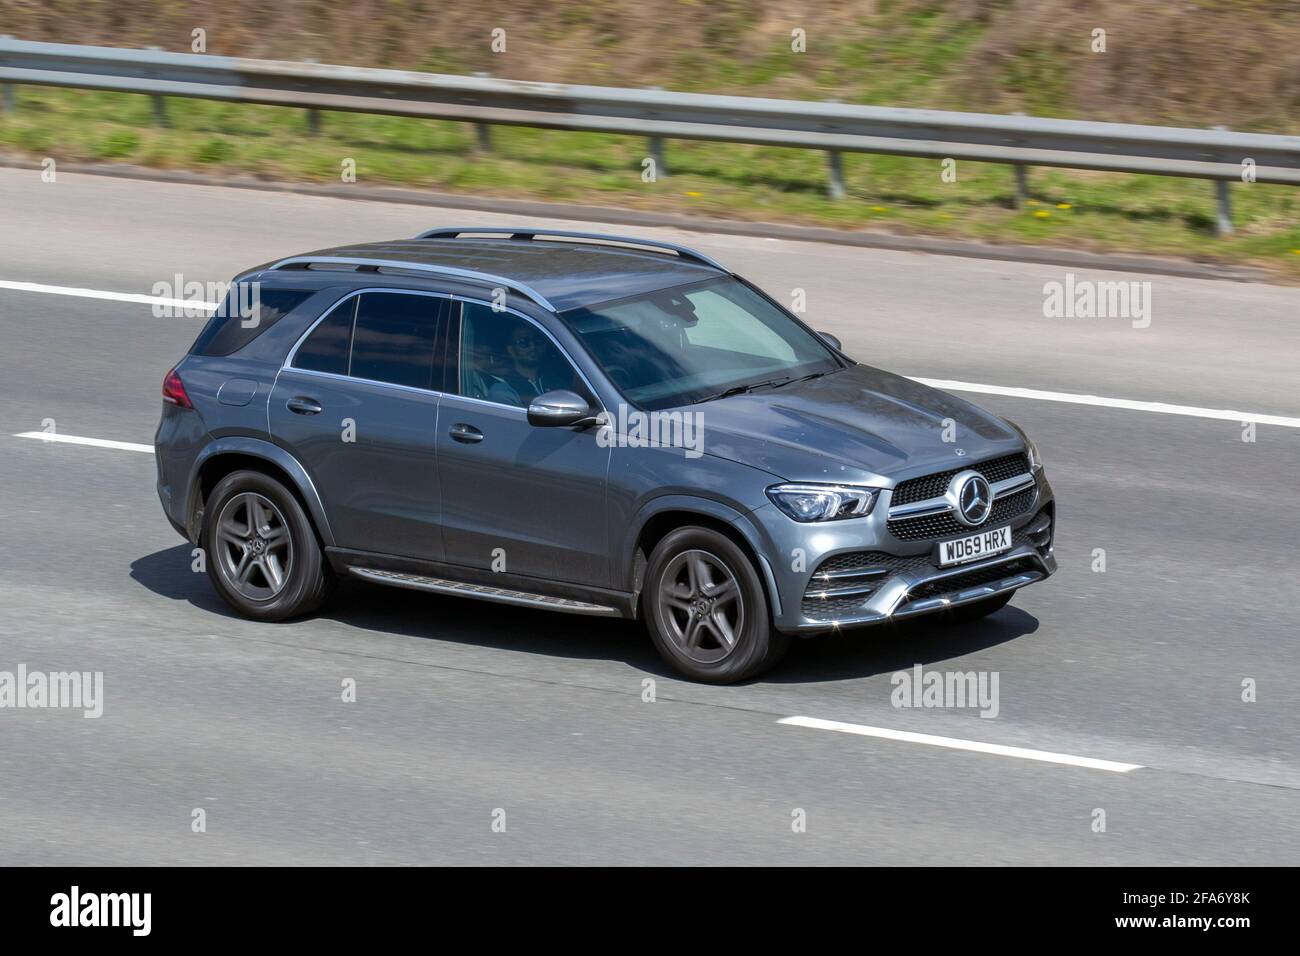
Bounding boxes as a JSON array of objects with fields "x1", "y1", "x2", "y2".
[
  {"x1": 202, "y1": 470, "x2": 333, "y2": 621},
  {"x1": 644, "y1": 527, "x2": 788, "y2": 683}
]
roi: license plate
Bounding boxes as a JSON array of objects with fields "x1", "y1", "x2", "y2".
[{"x1": 937, "y1": 525, "x2": 1011, "y2": 567}]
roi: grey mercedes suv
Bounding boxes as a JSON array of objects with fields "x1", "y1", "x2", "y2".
[{"x1": 156, "y1": 228, "x2": 1055, "y2": 683}]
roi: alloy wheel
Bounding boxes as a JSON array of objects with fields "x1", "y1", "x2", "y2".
[
  {"x1": 657, "y1": 549, "x2": 745, "y2": 664},
  {"x1": 215, "y1": 492, "x2": 293, "y2": 600}
]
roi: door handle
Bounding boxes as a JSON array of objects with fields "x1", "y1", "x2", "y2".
[
  {"x1": 449, "y1": 422, "x2": 484, "y2": 444},
  {"x1": 287, "y1": 396, "x2": 323, "y2": 415}
]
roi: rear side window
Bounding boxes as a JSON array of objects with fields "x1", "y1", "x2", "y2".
[
  {"x1": 293, "y1": 296, "x2": 356, "y2": 376},
  {"x1": 348, "y1": 293, "x2": 441, "y2": 389},
  {"x1": 191, "y1": 287, "x2": 314, "y2": 356},
  {"x1": 291, "y1": 292, "x2": 442, "y2": 389}
]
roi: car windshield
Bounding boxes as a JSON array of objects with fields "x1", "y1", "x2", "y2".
[{"x1": 559, "y1": 276, "x2": 843, "y2": 410}]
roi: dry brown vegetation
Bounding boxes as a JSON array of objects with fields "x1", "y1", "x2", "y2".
[{"x1": 3, "y1": 0, "x2": 1299, "y2": 129}]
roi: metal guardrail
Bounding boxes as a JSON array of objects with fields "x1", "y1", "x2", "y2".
[{"x1": 2, "y1": 38, "x2": 1298, "y2": 235}]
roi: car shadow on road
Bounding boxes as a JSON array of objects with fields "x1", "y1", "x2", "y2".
[
  {"x1": 131, "y1": 544, "x2": 1039, "y2": 682},
  {"x1": 130, "y1": 544, "x2": 237, "y2": 616},
  {"x1": 129, "y1": 544, "x2": 664, "y2": 671},
  {"x1": 768, "y1": 608, "x2": 1040, "y2": 685}
]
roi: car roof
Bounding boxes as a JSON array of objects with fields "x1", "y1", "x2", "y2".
[{"x1": 280, "y1": 236, "x2": 725, "y2": 312}]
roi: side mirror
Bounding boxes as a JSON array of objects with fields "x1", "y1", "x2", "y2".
[
  {"x1": 818, "y1": 330, "x2": 843, "y2": 351},
  {"x1": 527, "y1": 390, "x2": 599, "y2": 428}
]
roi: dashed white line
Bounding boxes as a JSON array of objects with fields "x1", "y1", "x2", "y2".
[
  {"x1": 910, "y1": 377, "x2": 1300, "y2": 429},
  {"x1": 779, "y1": 715, "x2": 1143, "y2": 773},
  {"x1": 0, "y1": 279, "x2": 217, "y2": 311},
  {"x1": 14, "y1": 432, "x2": 154, "y2": 454}
]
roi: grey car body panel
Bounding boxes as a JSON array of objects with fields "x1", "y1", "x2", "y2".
[
  {"x1": 437, "y1": 390, "x2": 613, "y2": 585},
  {"x1": 668, "y1": 364, "x2": 1021, "y2": 485},
  {"x1": 157, "y1": 232, "x2": 1056, "y2": 635},
  {"x1": 270, "y1": 367, "x2": 444, "y2": 561}
]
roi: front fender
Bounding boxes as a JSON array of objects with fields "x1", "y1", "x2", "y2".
[{"x1": 621, "y1": 494, "x2": 781, "y2": 618}]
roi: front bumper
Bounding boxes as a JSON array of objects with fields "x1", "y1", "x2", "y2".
[{"x1": 746, "y1": 472, "x2": 1056, "y2": 633}]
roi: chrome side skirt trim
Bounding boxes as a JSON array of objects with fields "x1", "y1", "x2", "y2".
[{"x1": 349, "y1": 567, "x2": 622, "y2": 616}]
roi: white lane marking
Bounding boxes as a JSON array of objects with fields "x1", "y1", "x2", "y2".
[
  {"x1": 912, "y1": 377, "x2": 1300, "y2": 429},
  {"x1": 14, "y1": 432, "x2": 154, "y2": 454},
  {"x1": 0, "y1": 279, "x2": 218, "y2": 311},
  {"x1": 779, "y1": 715, "x2": 1143, "y2": 773}
]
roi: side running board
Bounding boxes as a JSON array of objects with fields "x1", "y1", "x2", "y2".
[{"x1": 348, "y1": 567, "x2": 621, "y2": 617}]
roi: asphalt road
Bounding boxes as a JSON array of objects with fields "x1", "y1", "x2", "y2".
[{"x1": 1, "y1": 167, "x2": 1298, "y2": 865}]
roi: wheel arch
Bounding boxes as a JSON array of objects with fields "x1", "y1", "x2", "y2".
[
  {"x1": 625, "y1": 496, "x2": 781, "y2": 619},
  {"x1": 185, "y1": 437, "x2": 335, "y2": 547}
]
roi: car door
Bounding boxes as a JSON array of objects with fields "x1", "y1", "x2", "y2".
[
  {"x1": 270, "y1": 289, "x2": 448, "y2": 561},
  {"x1": 436, "y1": 300, "x2": 612, "y2": 586}
]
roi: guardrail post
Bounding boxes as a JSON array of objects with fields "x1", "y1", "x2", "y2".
[
  {"x1": 648, "y1": 135, "x2": 667, "y2": 178},
  {"x1": 646, "y1": 87, "x2": 666, "y2": 178},
  {"x1": 1214, "y1": 179, "x2": 1234, "y2": 237},
  {"x1": 305, "y1": 60, "x2": 321, "y2": 136},
  {"x1": 1011, "y1": 112, "x2": 1030, "y2": 209},
  {"x1": 1213, "y1": 125, "x2": 1234, "y2": 237},
  {"x1": 147, "y1": 48, "x2": 169, "y2": 127},
  {"x1": 1013, "y1": 165, "x2": 1029, "y2": 209},
  {"x1": 0, "y1": 34, "x2": 12, "y2": 115},
  {"x1": 826, "y1": 151, "x2": 846, "y2": 200},
  {"x1": 473, "y1": 73, "x2": 492, "y2": 152},
  {"x1": 822, "y1": 98, "x2": 845, "y2": 200}
]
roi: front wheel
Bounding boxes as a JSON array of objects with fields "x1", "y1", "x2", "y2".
[
  {"x1": 201, "y1": 469, "x2": 333, "y2": 621},
  {"x1": 644, "y1": 527, "x2": 789, "y2": 683}
]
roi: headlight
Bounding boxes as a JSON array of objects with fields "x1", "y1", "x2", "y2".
[
  {"x1": 766, "y1": 483, "x2": 878, "y2": 522},
  {"x1": 1005, "y1": 419, "x2": 1044, "y2": 473},
  {"x1": 1025, "y1": 436, "x2": 1043, "y2": 472}
]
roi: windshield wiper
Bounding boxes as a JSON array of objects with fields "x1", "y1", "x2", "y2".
[
  {"x1": 770, "y1": 370, "x2": 834, "y2": 389},
  {"x1": 690, "y1": 378, "x2": 791, "y2": 405}
]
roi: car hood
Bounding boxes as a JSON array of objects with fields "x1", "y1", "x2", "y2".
[{"x1": 688, "y1": 364, "x2": 1024, "y2": 484}]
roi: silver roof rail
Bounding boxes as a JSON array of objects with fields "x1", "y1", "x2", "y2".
[
  {"x1": 414, "y1": 227, "x2": 728, "y2": 272},
  {"x1": 266, "y1": 256, "x2": 556, "y2": 311}
]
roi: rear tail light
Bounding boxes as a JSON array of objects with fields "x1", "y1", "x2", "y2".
[{"x1": 162, "y1": 367, "x2": 193, "y2": 408}]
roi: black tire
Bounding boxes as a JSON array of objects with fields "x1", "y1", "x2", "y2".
[
  {"x1": 201, "y1": 469, "x2": 334, "y2": 621},
  {"x1": 941, "y1": 590, "x2": 1013, "y2": 625},
  {"x1": 643, "y1": 526, "x2": 789, "y2": 683}
]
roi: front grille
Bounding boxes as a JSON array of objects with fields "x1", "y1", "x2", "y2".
[
  {"x1": 812, "y1": 550, "x2": 934, "y2": 578},
  {"x1": 890, "y1": 453, "x2": 1028, "y2": 507},
  {"x1": 801, "y1": 511, "x2": 1049, "y2": 621},
  {"x1": 801, "y1": 550, "x2": 933, "y2": 620},
  {"x1": 802, "y1": 591, "x2": 876, "y2": 619},
  {"x1": 905, "y1": 557, "x2": 1038, "y2": 602},
  {"x1": 888, "y1": 485, "x2": 1036, "y2": 541}
]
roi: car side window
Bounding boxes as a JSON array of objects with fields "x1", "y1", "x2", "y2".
[
  {"x1": 457, "y1": 302, "x2": 589, "y2": 409},
  {"x1": 349, "y1": 292, "x2": 441, "y2": 390},
  {"x1": 192, "y1": 287, "x2": 314, "y2": 357},
  {"x1": 293, "y1": 295, "x2": 356, "y2": 376}
]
